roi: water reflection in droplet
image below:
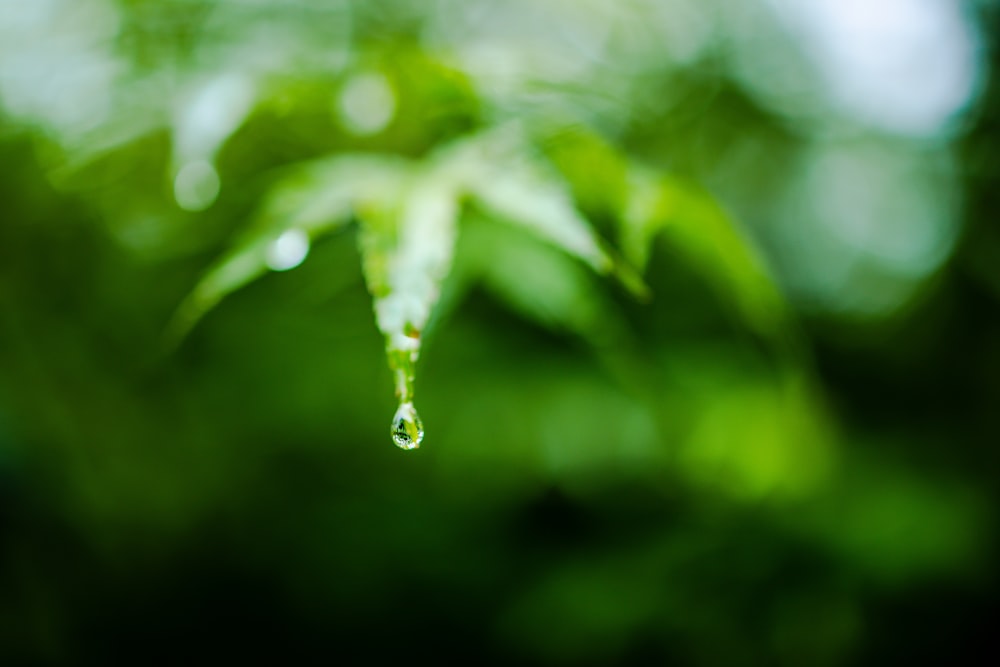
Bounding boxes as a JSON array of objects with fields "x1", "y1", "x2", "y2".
[{"x1": 391, "y1": 401, "x2": 424, "y2": 450}]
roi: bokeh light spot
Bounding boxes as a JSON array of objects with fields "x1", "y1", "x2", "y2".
[
  {"x1": 336, "y1": 71, "x2": 396, "y2": 136},
  {"x1": 173, "y1": 160, "x2": 221, "y2": 212}
]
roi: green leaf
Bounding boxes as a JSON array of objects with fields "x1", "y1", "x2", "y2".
[
  {"x1": 357, "y1": 164, "x2": 459, "y2": 356},
  {"x1": 623, "y1": 165, "x2": 788, "y2": 338},
  {"x1": 167, "y1": 128, "x2": 650, "y2": 447},
  {"x1": 538, "y1": 127, "x2": 786, "y2": 337},
  {"x1": 165, "y1": 155, "x2": 406, "y2": 346},
  {"x1": 544, "y1": 128, "x2": 631, "y2": 222},
  {"x1": 458, "y1": 216, "x2": 624, "y2": 346},
  {"x1": 447, "y1": 127, "x2": 649, "y2": 299}
]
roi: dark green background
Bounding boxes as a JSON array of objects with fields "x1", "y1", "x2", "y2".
[{"x1": 1, "y1": 2, "x2": 998, "y2": 664}]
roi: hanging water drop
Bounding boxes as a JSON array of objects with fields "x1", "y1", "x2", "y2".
[
  {"x1": 391, "y1": 401, "x2": 424, "y2": 450},
  {"x1": 383, "y1": 334, "x2": 424, "y2": 449},
  {"x1": 356, "y1": 176, "x2": 457, "y2": 449}
]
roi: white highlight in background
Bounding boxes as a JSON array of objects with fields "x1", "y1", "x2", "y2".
[
  {"x1": 336, "y1": 71, "x2": 396, "y2": 137},
  {"x1": 771, "y1": 0, "x2": 981, "y2": 137},
  {"x1": 174, "y1": 160, "x2": 220, "y2": 212}
]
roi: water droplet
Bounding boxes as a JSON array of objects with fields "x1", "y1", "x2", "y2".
[
  {"x1": 266, "y1": 228, "x2": 310, "y2": 271},
  {"x1": 391, "y1": 402, "x2": 424, "y2": 450}
]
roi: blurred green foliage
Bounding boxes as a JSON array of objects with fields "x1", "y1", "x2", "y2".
[{"x1": 1, "y1": 1, "x2": 998, "y2": 665}]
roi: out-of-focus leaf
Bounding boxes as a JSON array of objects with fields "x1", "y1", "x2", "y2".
[
  {"x1": 457, "y1": 130, "x2": 610, "y2": 271},
  {"x1": 456, "y1": 216, "x2": 624, "y2": 348},
  {"x1": 168, "y1": 127, "x2": 650, "y2": 449},
  {"x1": 538, "y1": 125, "x2": 785, "y2": 337},
  {"x1": 448, "y1": 127, "x2": 649, "y2": 299},
  {"x1": 170, "y1": 126, "x2": 651, "y2": 349},
  {"x1": 544, "y1": 128, "x2": 631, "y2": 221},
  {"x1": 623, "y1": 165, "x2": 788, "y2": 337},
  {"x1": 357, "y1": 165, "x2": 459, "y2": 359},
  {"x1": 263, "y1": 155, "x2": 408, "y2": 234},
  {"x1": 166, "y1": 155, "x2": 406, "y2": 345}
]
